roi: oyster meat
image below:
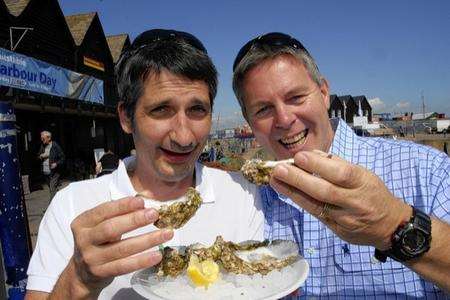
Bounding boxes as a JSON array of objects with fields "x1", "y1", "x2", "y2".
[
  {"x1": 155, "y1": 236, "x2": 299, "y2": 277},
  {"x1": 241, "y1": 159, "x2": 294, "y2": 185},
  {"x1": 138, "y1": 187, "x2": 202, "y2": 229}
]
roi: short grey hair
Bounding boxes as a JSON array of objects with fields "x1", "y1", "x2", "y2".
[
  {"x1": 41, "y1": 131, "x2": 52, "y2": 138},
  {"x1": 232, "y1": 45, "x2": 322, "y2": 118}
]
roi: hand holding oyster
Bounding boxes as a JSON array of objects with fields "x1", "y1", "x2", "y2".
[
  {"x1": 241, "y1": 159, "x2": 294, "y2": 185},
  {"x1": 137, "y1": 187, "x2": 202, "y2": 229}
]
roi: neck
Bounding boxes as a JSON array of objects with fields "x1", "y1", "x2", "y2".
[{"x1": 129, "y1": 164, "x2": 195, "y2": 201}]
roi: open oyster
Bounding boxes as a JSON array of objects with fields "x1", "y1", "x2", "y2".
[
  {"x1": 138, "y1": 187, "x2": 202, "y2": 229},
  {"x1": 155, "y1": 235, "x2": 299, "y2": 277},
  {"x1": 241, "y1": 159, "x2": 294, "y2": 185}
]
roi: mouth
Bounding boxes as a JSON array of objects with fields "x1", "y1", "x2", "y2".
[
  {"x1": 160, "y1": 147, "x2": 195, "y2": 163},
  {"x1": 278, "y1": 129, "x2": 308, "y2": 149}
]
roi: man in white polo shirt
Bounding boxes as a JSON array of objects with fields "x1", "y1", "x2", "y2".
[{"x1": 25, "y1": 29, "x2": 264, "y2": 300}]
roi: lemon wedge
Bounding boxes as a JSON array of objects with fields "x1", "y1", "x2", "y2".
[{"x1": 187, "y1": 255, "x2": 220, "y2": 287}]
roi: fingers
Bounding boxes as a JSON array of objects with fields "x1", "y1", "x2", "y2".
[
  {"x1": 75, "y1": 197, "x2": 145, "y2": 228},
  {"x1": 92, "y1": 250, "x2": 163, "y2": 278},
  {"x1": 271, "y1": 162, "x2": 349, "y2": 207},
  {"x1": 269, "y1": 177, "x2": 324, "y2": 216},
  {"x1": 293, "y1": 150, "x2": 362, "y2": 189},
  {"x1": 89, "y1": 208, "x2": 159, "y2": 244},
  {"x1": 95, "y1": 229, "x2": 174, "y2": 265}
]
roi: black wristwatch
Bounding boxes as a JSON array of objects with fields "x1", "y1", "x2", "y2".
[{"x1": 375, "y1": 206, "x2": 431, "y2": 263}]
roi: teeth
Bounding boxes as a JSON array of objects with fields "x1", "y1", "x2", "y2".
[{"x1": 279, "y1": 130, "x2": 308, "y2": 146}]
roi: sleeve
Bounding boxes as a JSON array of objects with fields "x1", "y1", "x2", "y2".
[
  {"x1": 56, "y1": 143, "x2": 65, "y2": 166},
  {"x1": 26, "y1": 190, "x2": 74, "y2": 293},
  {"x1": 429, "y1": 154, "x2": 450, "y2": 223}
]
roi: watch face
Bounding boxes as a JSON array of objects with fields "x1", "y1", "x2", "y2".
[{"x1": 402, "y1": 230, "x2": 426, "y2": 254}]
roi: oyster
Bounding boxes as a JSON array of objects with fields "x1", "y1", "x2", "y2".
[
  {"x1": 241, "y1": 159, "x2": 294, "y2": 185},
  {"x1": 155, "y1": 236, "x2": 299, "y2": 277},
  {"x1": 138, "y1": 187, "x2": 202, "y2": 229},
  {"x1": 156, "y1": 246, "x2": 188, "y2": 277}
]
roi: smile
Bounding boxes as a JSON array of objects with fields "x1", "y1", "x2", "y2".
[
  {"x1": 278, "y1": 129, "x2": 308, "y2": 148},
  {"x1": 160, "y1": 147, "x2": 195, "y2": 163}
]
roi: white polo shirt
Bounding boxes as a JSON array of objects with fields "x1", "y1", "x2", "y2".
[{"x1": 26, "y1": 159, "x2": 264, "y2": 298}]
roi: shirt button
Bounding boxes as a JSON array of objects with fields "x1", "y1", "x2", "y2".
[{"x1": 306, "y1": 247, "x2": 316, "y2": 255}]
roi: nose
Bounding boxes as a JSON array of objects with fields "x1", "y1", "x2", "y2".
[
  {"x1": 274, "y1": 105, "x2": 295, "y2": 129},
  {"x1": 169, "y1": 113, "x2": 196, "y2": 149}
]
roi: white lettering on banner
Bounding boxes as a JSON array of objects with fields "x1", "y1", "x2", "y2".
[
  {"x1": 0, "y1": 129, "x2": 16, "y2": 138},
  {"x1": 0, "y1": 143, "x2": 12, "y2": 154},
  {"x1": 0, "y1": 52, "x2": 26, "y2": 67}
]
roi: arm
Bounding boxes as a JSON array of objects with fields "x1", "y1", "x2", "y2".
[
  {"x1": 25, "y1": 197, "x2": 173, "y2": 299},
  {"x1": 270, "y1": 150, "x2": 450, "y2": 292},
  {"x1": 52, "y1": 143, "x2": 65, "y2": 167}
]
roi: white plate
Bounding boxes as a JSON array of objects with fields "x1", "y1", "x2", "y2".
[{"x1": 131, "y1": 257, "x2": 309, "y2": 300}]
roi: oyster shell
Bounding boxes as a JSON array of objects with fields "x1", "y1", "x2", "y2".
[
  {"x1": 138, "y1": 187, "x2": 202, "y2": 229},
  {"x1": 156, "y1": 246, "x2": 188, "y2": 277},
  {"x1": 155, "y1": 236, "x2": 299, "y2": 277},
  {"x1": 241, "y1": 159, "x2": 294, "y2": 185}
]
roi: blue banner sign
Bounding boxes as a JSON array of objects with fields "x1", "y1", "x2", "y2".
[{"x1": 0, "y1": 47, "x2": 103, "y2": 104}]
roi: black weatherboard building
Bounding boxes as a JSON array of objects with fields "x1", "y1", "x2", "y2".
[
  {"x1": 328, "y1": 94, "x2": 372, "y2": 124},
  {"x1": 0, "y1": 0, "x2": 133, "y2": 189}
]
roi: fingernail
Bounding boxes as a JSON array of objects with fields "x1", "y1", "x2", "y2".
[
  {"x1": 295, "y1": 152, "x2": 307, "y2": 165},
  {"x1": 312, "y1": 149, "x2": 327, "y2": 157},
  {"x1": 145, "y1": 209, "x2": 158, "y2": 221},
  {"x1": 162, "y1": 229, "x2": 174, "y2": 240},
  {"x1": 273, "y1": 164, "x2": 288, "y2": 178},
  {"x1": 151, "y1": 251, "x2": 162, "y2": 260}
]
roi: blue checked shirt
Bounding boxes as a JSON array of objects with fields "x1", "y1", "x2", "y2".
[{"x1": 261, "y1": 118, "x2": 450, "y2": 299}]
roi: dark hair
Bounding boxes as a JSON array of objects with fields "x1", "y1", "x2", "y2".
[{"x1": 115, "y1": 30, "x2": 218, "y2": 124}]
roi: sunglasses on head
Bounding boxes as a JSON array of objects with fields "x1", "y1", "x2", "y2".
[
  {"x1": 232, "y1": 32, "x2": 308, "y2": 71},
  {"x1": 118, "y1": 29, "x2": 207, "y2": 65}
]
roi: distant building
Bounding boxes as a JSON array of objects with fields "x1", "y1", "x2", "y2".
[
  {"x1": 0, "y1": 0, "x2": 134, "y2": 187},
  {"x1": 328, "y1": 94, "x2": 372, "y2": 124},
  {"x1": 411, "y1": 112, "x2": 443, "y2": 120}
]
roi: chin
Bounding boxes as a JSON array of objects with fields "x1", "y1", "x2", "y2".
[{"x1": 158, "y1": 163, "x2": 195, "y2": 182}]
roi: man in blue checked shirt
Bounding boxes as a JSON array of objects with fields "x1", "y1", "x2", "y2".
[{"x1": 232, "y1": 32, "x2": 450, "y2": 298}]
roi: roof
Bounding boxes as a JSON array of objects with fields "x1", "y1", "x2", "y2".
[
  {"x1": 106, "y1": 34, "x2": 130, "y2": 63},
  {"x1": 4, "y1": 0, "x2": 31, "y2": 17},
  {"x1": 65, "y1": 12, "x2": 96, "y2": 46},
  {"x1": 353, "y1": 95, "x2": 367, "y2": 102},
  {"x1": 338, "y1": 95, "x2": 354, "y2": 105}
]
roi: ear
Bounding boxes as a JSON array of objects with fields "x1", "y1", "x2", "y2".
[
  {"x1": 117, "y1": 102, "x2": 133, "y2": 134},
  {"x1": 319, "y1": 77, "x2": 330, "y2": 109}
]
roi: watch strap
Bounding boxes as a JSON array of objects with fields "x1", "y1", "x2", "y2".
[{"x1": 375, "y1": 206, "x2": 431, "y2": 263}]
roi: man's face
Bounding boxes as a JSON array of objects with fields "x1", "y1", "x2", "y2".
[
  {"x1": 40, "y1": 134, "x2": 50, "y2": 145},
  {"x1": 119, "y1": 70, "x2": 212, "y2": 182},
  {"x1": 242, "y1": 54, "x2": 334, "y2": 160}
]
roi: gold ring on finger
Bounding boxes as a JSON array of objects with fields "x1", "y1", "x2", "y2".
[{"x1": 318, "y1": 203, "x2": 333, "y2": 219}]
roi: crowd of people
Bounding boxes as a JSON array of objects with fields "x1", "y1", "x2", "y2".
[{"x1": 26, "y1": 29, "x2": 449, "y2": 299}]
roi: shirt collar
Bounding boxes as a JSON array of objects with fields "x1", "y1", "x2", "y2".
[
  {"x1": 329, "y1": 117, "x2": 359, "y2": 163},
  {"x1": 109, "y1": 156, "x2": 215, "y2": 203}
]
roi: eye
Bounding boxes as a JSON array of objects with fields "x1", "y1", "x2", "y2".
[
  {"x1": 188, "y1": 104, "x2": 210, "y2": 118},
  {"x1": 254, "y1": 105, "x2": 272, "y2": 118},
  {"x1": 149, "y1": 105, "x2": 172, "y2": 118},
  {"x1": 288, "y1": 95, "x2": 304, "y2": 104}
]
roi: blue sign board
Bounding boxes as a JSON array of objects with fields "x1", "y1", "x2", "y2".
[{"x1": 0, "y1": 47, "x2": 104, "y2": 104}]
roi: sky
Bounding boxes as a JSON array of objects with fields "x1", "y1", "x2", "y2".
[{"x1": 59, "y1": 0, "x2": 450, "y2": 129}]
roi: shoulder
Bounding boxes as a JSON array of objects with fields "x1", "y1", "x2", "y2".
[
  {"x1": 51, "y1": 175, "x2": 113, "y2": 218},
  {"x1": 199, "y1": 163, "x2": 256, "y2": 190},
  {"x1": 197, "y1": 163, "x2": 260, "y2": 204},
  {"x1": 357, "y1": 137, "x2": 448, "y2": 163}
]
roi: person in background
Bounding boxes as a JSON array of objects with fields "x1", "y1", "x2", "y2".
[
  {"x1": 38, "y1": 131, "x2": 65, "y2": 202},
  {"x1": 95, "y1": 148, "x2": 120, "y2": 177},
  {"x1": 232, "y1": 32, "x2": 450, "y2": 297}
]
